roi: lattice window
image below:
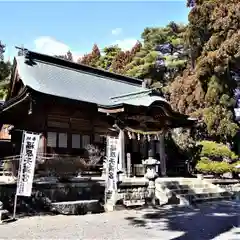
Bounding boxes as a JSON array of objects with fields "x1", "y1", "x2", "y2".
[
  {"x1": 58, "y1": 133, "x2": 68, "y2": 148},
  {"x1": 47, "y1": 132, "x2": 57, "y2": 147},
  {"x1": 82, "y1": 135, "x2": 90, "y2": 149},
  {"x1": 72, "y1": 134, "x2": 81, "y2": 149}
]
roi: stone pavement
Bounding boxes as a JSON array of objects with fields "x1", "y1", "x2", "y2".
[{"x1": 0, "y1": 201, "x2": 239, "y2": 240}]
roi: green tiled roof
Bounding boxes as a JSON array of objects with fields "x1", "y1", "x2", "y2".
[{"x1": 15, "y1": 51, "x2": 168, "y2": 108}]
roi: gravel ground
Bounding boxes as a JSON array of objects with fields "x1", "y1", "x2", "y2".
[{"x1": 0, "y1": 201, "x2": 239, "y2": 240}]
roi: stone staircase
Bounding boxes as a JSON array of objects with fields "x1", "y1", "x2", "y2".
[{"x1": 155, "y1": 177, "x2": 234, "y2": 206}]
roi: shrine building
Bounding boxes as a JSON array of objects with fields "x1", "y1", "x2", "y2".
[{"x1": 0, "y1": 49, "x2": 195, "y2": 177}]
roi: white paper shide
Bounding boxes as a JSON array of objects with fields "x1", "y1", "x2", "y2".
[{"x1": 16, "y1": 132, "x2": 40, "y2": 197}]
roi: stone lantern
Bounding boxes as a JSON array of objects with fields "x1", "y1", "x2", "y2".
[{"x1": 142, "y1": 139, "x2": 160, "y2": 205}]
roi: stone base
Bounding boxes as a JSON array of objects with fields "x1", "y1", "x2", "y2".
[
  {"x1": 50, "y1": 200, "x2": 103, "y2": 215},
  {"x1": 123, "y1": 199, "x2": 145, "y2": 207},
  {"x1": 0, "y1": 209, "x2": 9, "y2": 223},
  {"x1": 104, "y1": 203, "x2": 115, "y2": 212}
]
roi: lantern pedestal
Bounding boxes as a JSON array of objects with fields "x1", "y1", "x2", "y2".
[{"x1": 142, "y1": 157, "x2": 160, "y2": 206}]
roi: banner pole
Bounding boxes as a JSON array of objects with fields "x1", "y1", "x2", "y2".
[
  {"x1": 12, "y1": 194, "x2": 18, "y2": 220},
  {"x1": 104, "y1": 136, "x2": 109, "y2": 206},
  {"x1": 12, "y1": 131, "x2": 25, "y2": 220}
]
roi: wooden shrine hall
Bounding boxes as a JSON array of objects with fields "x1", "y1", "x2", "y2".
[{"x1": 0, "y1": 49, "x2": 195, "y2": 178}]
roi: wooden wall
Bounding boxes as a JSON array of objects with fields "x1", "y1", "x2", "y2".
[
  {"x1": 31, "y1": 101, "x2": 116, "y2": 155},
  {"x1": 10, "y1": 98, "x2": 116, "y2": 155}
]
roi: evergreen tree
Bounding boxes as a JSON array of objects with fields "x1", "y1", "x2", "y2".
[
  {"x1": 55, "y1": 50, "x2": 73, "y2": 61},
  {"x1": 0, "y1": 41, "x2": 11, "y2": 100},
  {"x1": 0, "y1": 41, "x2": 5, "y2": 61},
  {"x1": 97, "y1": 45, "x2": 121, "y2": 70},
  {"x1": 66, "y1": 50, "x2": 73, "y2": 61},
  {"x1": 125, "y1": 23, "x2": 188, "y2": 89},
  {"x1": 80, "y1": 44, "x2": 101, "y2": 67},
  {"x1": 170, "y1": 0, "x2": 240, "y2": 142}
]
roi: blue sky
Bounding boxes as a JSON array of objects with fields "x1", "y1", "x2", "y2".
[{"x1": 0, "y1": 1, "x2": 189, "y2": 61}]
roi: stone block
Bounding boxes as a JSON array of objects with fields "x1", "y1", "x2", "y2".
[
  {"x1": 50, "y1": 200, "x2": 102, "y2": 215},
  {"x1": 179, "y1": 197, "x2": 190, "y2": 206},
  {"x1": 0, "y1": 210, "x2": 9, "y2": 223},
  {"x1": 202, "y1": 188, "x2": 211, "y2": 193},
  {"x1": 194, "y1": 184, "x2": 205, "y2": 189},
  {"x1": 104, "y1": 203, "x2": 115, "y2": 212}
]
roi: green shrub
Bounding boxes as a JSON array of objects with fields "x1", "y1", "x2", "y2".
[
  {"x1": 195, "y1": 157, "x2": 212, "y2": 174},
  {"x1": 196, "y1": 157, "x2": 231, "y2": 175},
  {"x1": 199, "y1": 157, "x2": 210, "y2": 164},
  {"x1": 232, "y1": 161, "x2": 240, "y2": 173},
  {"x1": 213, "y1": 161, "x2": 232, "y2": 174},
  {"x1": 198, "y1": 140, "x2": 237, "y2": 161}
]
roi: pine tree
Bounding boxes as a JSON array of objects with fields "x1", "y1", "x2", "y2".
[
  {"x1": 125, "y1": 23, "x2": 187, "y2": 88},
  {"x1": 97, "y1": 45, "x2": 121, "y2": 70}
]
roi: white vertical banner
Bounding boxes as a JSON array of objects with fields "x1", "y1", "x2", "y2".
[
  {"x1": 118, "y1": 130, "x2": 125, "y2": 172},
  {"x1": 106, "y1": 134, "x2": 119, "y2": 193},
  {"x1": 16, "y1": 132, "x2": 40, "y2": 197}
]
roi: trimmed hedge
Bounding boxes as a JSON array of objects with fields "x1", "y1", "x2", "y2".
[
  {"x1": 195, "y1": 141, "x2": 239, "y2": 176},
  {"x1": 232, "y1": 161, "x2": 240, "y2": 173},
  {"x1": 199, "y1": 140, "x2": 237, "y2": 161},
  {"x1": 196, "y1": 157, "x2": 240, "y2": 175}
]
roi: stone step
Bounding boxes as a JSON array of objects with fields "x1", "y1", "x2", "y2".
[
  {"x1": 179, "y1": 192, "x2": 233, "y2": 204},
  {"x1": 192, "y1": 195, "x2": 233, "y2": 204},
  {"x1": 173, "y1": 188, "x2": 226, "y2": 195},
  {"x1": 161, "y1": 184, "x2": 215, "y2": 191},
  {"x1": 50, "y1": 200, "x2": 104, "y2": 215},
  {"x1": 156, "y1": 178, "x2": 235, "y2": 206}
]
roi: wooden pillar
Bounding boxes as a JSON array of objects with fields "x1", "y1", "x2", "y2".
[
  {"x1": 148, "y1": 139, "x2": 156, "y2": 158},
  {"x1": 126, "y1": 153, "x2": 131, "y2": 177},
  {"x1": 118, "y1": 129, "x2": 126, "y2": 176},
  {"x1": 158, "y1": 133, "x2": 167, "y2": 177}
]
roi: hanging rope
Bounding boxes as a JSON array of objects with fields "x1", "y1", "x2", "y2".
[{"x1": 124, "y1": 126, "x2": 164, "y2": 136}]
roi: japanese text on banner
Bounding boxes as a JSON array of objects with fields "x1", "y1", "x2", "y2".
[
  {"x1": 16, "y1": 132, "x2": 40, "y2": 197},
  {"x1": 106, "y1": 136, "x2": 119, "y2": 192}
]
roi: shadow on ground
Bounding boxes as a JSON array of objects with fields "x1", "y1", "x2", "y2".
[{"x1": 125, "y1": 201, "x2": 240, "y2": 240}]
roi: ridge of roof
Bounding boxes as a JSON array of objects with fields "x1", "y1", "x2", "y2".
[
  {"x1": 110, "y1": 89, "x2": 168, "y2": 105},
  {"x1": 110, "y1": 89, "x2": 152, "y2": 100},
  {"x1": 22, "y1": 49, "x2": 143, "y2": 86}
]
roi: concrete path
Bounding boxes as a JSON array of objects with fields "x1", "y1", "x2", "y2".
[{"x1": 0, "y1": 201, "x2": 239, "y2": 240}]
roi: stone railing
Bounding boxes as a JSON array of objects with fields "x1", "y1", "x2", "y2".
[{"x1": 116, "y1": 178, "x2": 149, "y2": 207}]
